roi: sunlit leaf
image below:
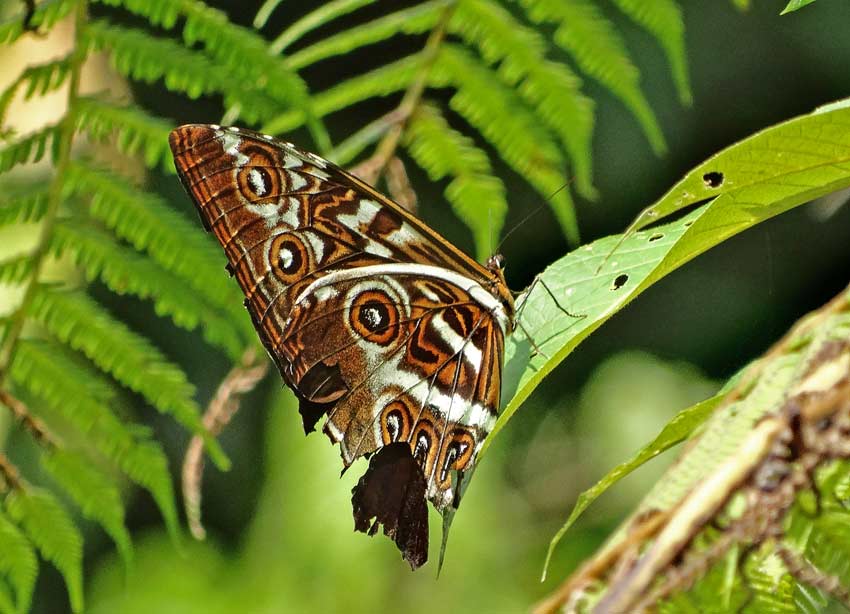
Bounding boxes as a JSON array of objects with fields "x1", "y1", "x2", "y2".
[
  {"x1": 541, "y1": 393, "x2": 722, "y2": 579},
  {"x1": 490, "y1": 100, "x2": 850, "y2": 451},
  {"x1": 781, "y1": 0, "x2": 817, "y2": 15}
]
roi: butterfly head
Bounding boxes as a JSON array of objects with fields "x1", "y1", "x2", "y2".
[{"x1": 485, "y1": 253, "x2": 516, "y2": 330}]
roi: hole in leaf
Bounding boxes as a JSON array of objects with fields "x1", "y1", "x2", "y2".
[
  {"x1": 611, "y1": 274, "x2": 628, "y2": 290},
  {"x1": 703, "y1": 171, "x2": 724, "y2": 188},
  {"x1": 684, "y1": 220, "x2": 694, "y2": 227},
  {"x1": 648, "y1": 233, "x2": 663, "y2": 242}
]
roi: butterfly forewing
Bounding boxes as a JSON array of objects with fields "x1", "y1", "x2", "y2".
[{"x1": 169, "y1": 124, "x2": 513, "y2": 568}]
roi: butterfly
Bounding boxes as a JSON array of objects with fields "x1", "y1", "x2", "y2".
[{"x1": 169, "y1": 124, "x2": 515, "y2": 568}]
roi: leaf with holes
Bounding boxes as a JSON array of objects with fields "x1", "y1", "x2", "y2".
[
  {"x1": 489, "y1": 99, "x2": 850, "y2": 453},
  {"x1": 618, "y1": 98, "x2": 850, "y2": 241}
]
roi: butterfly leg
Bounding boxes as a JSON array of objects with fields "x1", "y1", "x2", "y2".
[
  {"x1": 515, "y1": 276, "x2": 586, "y2": 359},
  {"x1": 518, "y1": 275, "x2": 584, "y2": 320}
]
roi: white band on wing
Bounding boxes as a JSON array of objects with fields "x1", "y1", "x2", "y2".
[{"x1": 292, "y1": 263, "x2": 511, "y2": 334}]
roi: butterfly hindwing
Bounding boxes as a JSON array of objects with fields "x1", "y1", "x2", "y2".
[{"x1": 169, "y1": 124, "x2": 513, "y2": 568}]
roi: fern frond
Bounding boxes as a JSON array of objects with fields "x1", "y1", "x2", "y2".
[
  {"x1": 0, "y1": 126, "x2": 60, "y2": 173},
  {"x1": 41, "y1": 449, "x2": 132, "y2": 570},
  {"x1": 743, "y1": 554, "x2": 799, "y2": 614},
  {"x1": 0, "y1": 0, "x2": 78, "y2": 45},
  {"x1": 84, "y1": 21, "x2": 214, "y2": 99},
  {"x1": 263, "y1": 55, "x2": 423, "y2": 135},
  {"x1": 0, "y1": 510, "x2": 37, "y2": 614},
  {"x1": 0, "y1": 254, "x2": 35, "y2": 285},
  {"x1": 90, "y1": 0, "x2": 180, "y2": 28},
  {"x1": 179, "y1": 0, "x2": 329, "y2": 148},
  {"x1": 10, "y1": 340, "x2": 179, "y2": 539},
  {"x1": 0, "y1": 189, "x2": 50, "y2": 227},
  {"x1": 286, "y1": 1, "x2": 446, "y2": 70},
  {"x1": 611, "y1": 0, "x2": 691, "y2": 104},
  {"x1": 0, "y1": 580, "x2": 13, "y2": 614},
  {"x1": 62, "y1": 161, "x2": 250, "y2": 337},
  {"x1": 517, "y1": 0, "x2": 665, "y2": 154},
  {"x1": 50, "y1": 220, "x2": 245, "y2": 359},
  {"x1": 451, "y1": 0, "x2": 595, "y2": 198},
  {"x1": 26, "y1": 286, "x2": 227, "y2": 467},
  {"x1": 83, "y1": 21, "x2": 280, "y2": 126},
  {"x1": 4, "y1": 489, "x2": 82, "y2": 613},
  {"x1": 657, "y1": 547, "x2": 799, "y2": 614},
  {"x1": 268, "y1": 0, "x2": 377, "y2": 54},
  {"x1": 13, "y1": 340, "x2": 116, "y2": 409},
  {"x1": 406, "y1": 103, "x2": 507, "y2": 261},
  {"x1": 0, "y1": 57, "x2": 73, "y2": 129},
  {"x1": 92, "y1": 0, "x2": 330, "y2": 150},
  {"x1": 803, "y1": 511, "x2": 850, "y2": 587},
  {"x1": 434, "y1": 44, "x2": 578, "y2": 243},
  {"x1": 71, "y1": 97, "x2": 172, "y2": 171}
]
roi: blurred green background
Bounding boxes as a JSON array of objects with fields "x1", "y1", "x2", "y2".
[{"x1": 3, "y1": 1, "x2": 850, "y2": 612}]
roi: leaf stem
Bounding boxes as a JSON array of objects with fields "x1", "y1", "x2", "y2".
[
  {"x1": 0, "y1": 451, "x2": 22, "y2": 492},
  {"x1": 0, "y1": 1, "x2": 88, "y2": 385},
  {"x1": 360, "y1": 3, "x2": 455, "y2": 184},
  {"x1": 0, "y1": 389, "x2": 57, "y2": 448}
]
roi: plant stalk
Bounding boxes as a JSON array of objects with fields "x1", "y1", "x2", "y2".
[
  {"x1": 365, "y1": 3, "x2": 455, "y2": 184},
  {"x1": 0, "y1": 1, "x2": 88, "y2": 385}
]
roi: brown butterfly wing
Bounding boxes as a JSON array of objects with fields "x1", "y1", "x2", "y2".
[{"x1": 169, "y1": 124, "x2": 511, "y2": 567}]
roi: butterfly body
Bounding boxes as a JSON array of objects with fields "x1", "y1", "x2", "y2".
[{"x1": 169, "y1": 124, "x2": 513, "y2": 566}]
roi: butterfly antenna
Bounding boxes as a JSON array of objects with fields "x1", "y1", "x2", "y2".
[
  {"x1": 594, "y1": 216, "x2": 642, "y2": 275},
  {"x1": 495, "y1": 181, "x2": 573, "y2": 254},
  {"x1": 488, "y1": 206, "x2": 493, "y2": 258}
]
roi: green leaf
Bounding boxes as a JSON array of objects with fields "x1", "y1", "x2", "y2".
[
  {"x1": 5, "y1": 489, "x2": 83, "y2": 613},
  {"x1": 90, "y1": 0, "x2": 180, "y2": 28},
  {"x1": 740, "y1": 554, "x2": 798, "y2": 614},
  {"x1": 41, "y1": 449, "x2": 133, "y2": 571},
  {"x1": 781, "y1": 0, "x2": 817, "y2": 14},
  {"x1": 641, "y1": 304, "x2": 850, "y2": 517},
  {"x1": 0, "y1": 126, "x2": 59, "y2": 173},
  {"x1": 451, "y1": 0, "x2": 595, "y2": 199},
  {"x1": 0, "y1": 57, "x2": 73, "y2": 128},
  {"x1": 406, "y1": 103, "x2": 507, "y2": 261},
  {"x1": 28, "y1": 287, "x2": 229, "y2": 469},
  {"x1": 269, "y1": 0, "x2": 377, "y2": 54},
  {"x1": 72, "y1": 97, "x2": 173, "y2": 172},
  {"x1": 542, "y1": 393, "x2": 722, "y2": 579},
  {"x1": 517, "y1": 0, "x2": 665, "y2": 154},
  {"x1": 262, "y1": 55, "x2": 422, "y2": 135},
  {"x1": 0, "y1": 510, "x2": 37, "y2": 614},
  {"x1": 490, "y1": 100, "x2": 850, "y2": 453},
  {"x1": 11, "y1": 340, "x2": 181, "y2": 545},
  {"x1": 435, "y1": 44, "x2": 578, "y2": 244},
  {"x1": 0, "y1": 255, "x2": 35, "y2": 285},
  {"x1": 620, "y1": 99, "x2": 850, "y2": 245},
  {"x1": 802, "y1": 511, "x2": 850, "y2": 587},
  {"x1": 285, "y1": 1, "x2": 446, "y2": 70},
  {"x1": 0, "y1": 0, "x2": 78, "y2": 45},
  {"x1": 83, "y1": 21, "x2": 281, "y2": 125},
  {"x1": 0, "y1": 578, "x2": 16, "y2": 614},
  {"x1": 51, "y1": 220, "x2": 245, "y2": 359},
  {"x1": 564, "y1": 289, "x2": 850, "y2": 610},
  {"x1": 254, "y1": 0, "x2": 283, "y2": 28},
  {"x1": 174, "y1": 0, "x2": 330, "y2": 151},
  {"x1": 0, "y1": 189, "x2": 50, "y2": 227},
  {"x1": 610, "y1": 0, "x2": 691, "y2": 105},
  {"x1": 90, "y1": 0, "x2": 321, "y2": 136},
  {"x1": 62, "y1": 161, "x2": 252, "y2": 339}
]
